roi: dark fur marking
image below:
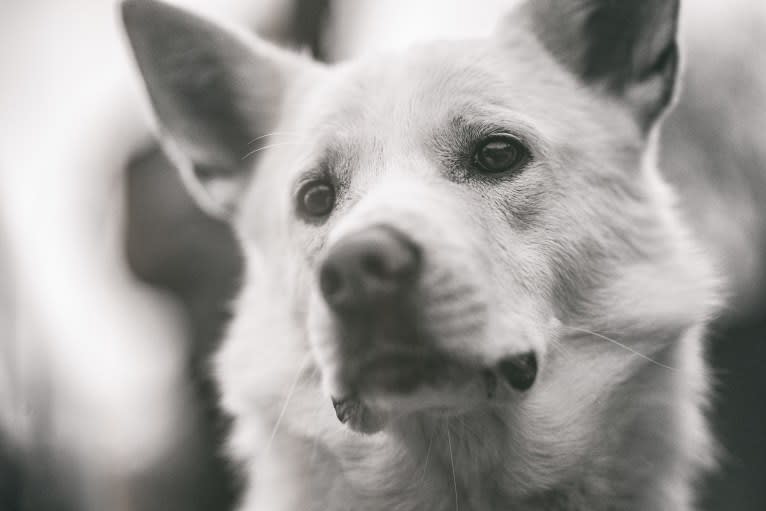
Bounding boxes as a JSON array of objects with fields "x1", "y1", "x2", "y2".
[{"x1": 527, "y1": 0, "x2": 680, "y2": 131}]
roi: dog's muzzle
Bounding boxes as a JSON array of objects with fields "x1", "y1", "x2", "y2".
[
  {"x1": 317, "y1": 225, "x2": 538, "y2": 430},
  {"x1": 318, "y1": 225, "x2": 433, "y2": 392}
]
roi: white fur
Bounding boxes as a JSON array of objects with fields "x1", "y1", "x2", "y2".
[
  {"x1": 218, "y1": 33, "x2": 717, "y2": 511},
  {"x1": 124, "y1": 1, "x2": 721, "y2": 509}
]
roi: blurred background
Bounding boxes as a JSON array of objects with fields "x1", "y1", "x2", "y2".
[{"x1": 0, "y1": 1, "x2": 764, "y2": 510}]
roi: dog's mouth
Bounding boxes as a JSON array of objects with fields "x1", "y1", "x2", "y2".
[
  {"x1": 330, "y1": 349, "x2": 538, "y2": 434},
  {"x1": 349, "y1": 349, "x2": 459, "y2": 394}
]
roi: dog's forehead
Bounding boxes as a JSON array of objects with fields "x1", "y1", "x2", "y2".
[{"x1": 302, "y1": 37, "x2": 617, "y2": 150}]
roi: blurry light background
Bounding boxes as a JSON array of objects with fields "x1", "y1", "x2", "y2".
[{"x1": 0, "y1": 1, "x2": 764, "y2": 510}]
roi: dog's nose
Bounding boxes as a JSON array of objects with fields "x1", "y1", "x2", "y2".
[{"x1": 319, "y1": 226, "x2": 421, "y2": 313}]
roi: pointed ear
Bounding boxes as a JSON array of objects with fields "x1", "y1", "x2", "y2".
[
  {"x1": 121, "y1": 0, "x2": 308, "y2": 218},
  {"x1": 521, "y1": 0, "x2": 680, "y2": 133}
]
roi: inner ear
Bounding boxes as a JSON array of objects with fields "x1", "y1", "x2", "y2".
[
  {"x1": 521, "y1": 0, "x2": 681, "y2": 133},
  {"x1": 122, "y1": 0, "x2": 312, "y2": 217}
]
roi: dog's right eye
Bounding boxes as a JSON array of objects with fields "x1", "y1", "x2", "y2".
[
  {"x1": 473, "y1": 134, "x2": 530, "y2": 175},
  {"x1": 297, "y1": 180, "x2": 336, "y2": 219}
]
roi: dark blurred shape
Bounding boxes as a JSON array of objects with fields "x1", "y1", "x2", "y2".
[
  {"x1": 701, "y1": 319, "x2": 766, "y2": 511},
  {"x1": 257, "y1": 0, "x2": 332, "y2": 59},
  {"x1": 661, "y1": 15, "x2": 766, "y2": 509},
  {"x1": 292, "y1": 0, "x2": 331, "y2": 60},
  {"x1": 126, "y1": 145, "x2": 241, "y2": 365},
  {"x1": 1, "y1": 380, "x2": 82, "y2": 511},
  {"x1": 0, "y1": 225, "x2": 19, "y2": 511},
  {"x1": 125, "y1": 144, "x2": 242, "y2": 511},
  {"x1": 0, "y1": 436, "x2": 21, "y2": 510}
]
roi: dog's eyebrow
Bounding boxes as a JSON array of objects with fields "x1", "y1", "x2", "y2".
[
  {"x1": 290, "y1": 140, "x2": 357, "y2": 192},
  {"x1": 437, "y1": 112, "x2": 546, "y2": 159},
  {"x1": 454, "y1": 118, "x2": 508, "y2": 147}
]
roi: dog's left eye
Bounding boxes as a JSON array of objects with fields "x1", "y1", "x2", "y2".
[
  {"x1": 473, "y1": 135, "x2": 530, "y2": 174},
  {"x1": 297, "y1": 180, "x2": 336, "y2": 218}
]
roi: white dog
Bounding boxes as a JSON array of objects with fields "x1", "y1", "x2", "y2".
[{"x1": 123, "y1": 0, "x2": 719, "y2": 509}]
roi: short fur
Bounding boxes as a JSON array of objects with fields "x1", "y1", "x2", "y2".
[{"x1": 122, "y1": 1, "x2": 720, "y2": 509}]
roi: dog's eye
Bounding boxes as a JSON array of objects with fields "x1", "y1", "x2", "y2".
[
  {"x1": 473, "y1": 135, "x2": 530, "y2": 174},
  {"x1": 298, "y1": 180, "x2": 335, "y2": 218}
]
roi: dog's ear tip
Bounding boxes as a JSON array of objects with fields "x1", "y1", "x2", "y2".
[
  {"x1": 120, "y1": 0, "x2": 150, "y2": 24},
  {"x1": 120, "y1": 0, "x2": 181, "y2": 34},
  {"x1": 521, "y1": 0, "x2": 681, "y2": 132},
  {"x1": 120, "y1": 0, "x2": 155, "y2": 38}
]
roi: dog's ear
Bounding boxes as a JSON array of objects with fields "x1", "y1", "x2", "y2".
[
  {"x1": 519, "y1": 0, "x2": 680, "y2": 133},
  {"x1": 121, "y1": 0, "x2": 308, "y2": 217}
]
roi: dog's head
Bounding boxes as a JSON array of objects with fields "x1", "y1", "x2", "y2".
[{"x1": 123, "y1": 0, "x2": 717, "y2": 492}]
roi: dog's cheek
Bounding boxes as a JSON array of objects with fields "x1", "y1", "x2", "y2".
[{"x1": 468, "y1": 209, "x2": 559, "y2": 361}]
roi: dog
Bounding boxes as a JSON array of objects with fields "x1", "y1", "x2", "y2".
[{"x1": 122, "y1": 0, "x2": 720, "y2": 509}]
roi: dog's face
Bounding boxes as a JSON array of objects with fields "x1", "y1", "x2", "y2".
[
  {"x1": 124, "y1": 0, "x2": 717, "y2": 495},
  {"x1": 268, "y1": 42, "x2": 649, "y2": 425}
]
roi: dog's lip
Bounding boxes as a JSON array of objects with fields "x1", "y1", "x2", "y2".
[
  {"x1": 331, "y1": 366, "x2": 496, "y2": 434},
  {"x1": 331, "y1": 395, "x2": 384, "y2": 434},
  {"x1": 348, "y1": 349, "x2": 455, "y2": 394},
  {"x1": 358, "y1": 350, "x2": 442, "y2": 376}
]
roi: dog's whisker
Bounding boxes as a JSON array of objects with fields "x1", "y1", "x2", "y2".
[
  {"x1": 546, "y1": 336, "x2": 568, "y2": 357},
  {"x1": 446, "y1": 419, "x2": 459, "y2": 511},
  {"x1": 417, "y1": 430, "x2": 435, "y2": 488},
  {"x1": 309, "y1": 405, "x2": 323, "y2": 466},
  {"x1": 562, "y1": 324, "x2": 676, "y2": 371},
  {"x1": 247, "y1": 131, "x2": 301, "y2": 145},
  {"x1": 262, "y1": 353, "x2": 313, "y2": 461},
  {"x1": 309, "y1": 369, "x2": 324, "y2": 466},
  {"x1": 241, "y1": 141, "x2": 306, "y2": 160}
]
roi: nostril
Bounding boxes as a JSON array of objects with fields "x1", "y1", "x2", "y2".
[{"x1": 360, "y1": 252, "x2": 387, "y2": 280}]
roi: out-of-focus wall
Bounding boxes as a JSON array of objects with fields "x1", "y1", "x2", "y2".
[
  {"x1": 0, "y1": 1, "x2": 288, "y2": 510},
  {"x1": 0, "y1": 1, "x2": 188, "y2": 509}
]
